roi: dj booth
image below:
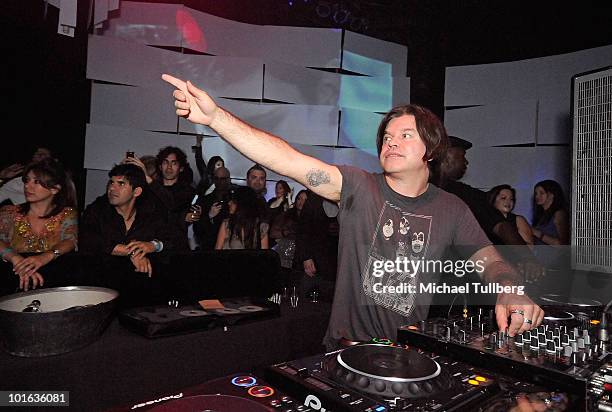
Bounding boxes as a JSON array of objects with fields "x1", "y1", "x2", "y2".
[{"x1": 0, "y1": 301, "x2": 331, "y2": 411}]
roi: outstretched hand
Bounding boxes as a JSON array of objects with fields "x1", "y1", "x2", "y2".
[{"x1": 161, "y1": 74, "x2": 218, "y2": 126}]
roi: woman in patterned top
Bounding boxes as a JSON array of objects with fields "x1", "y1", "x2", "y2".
[{"x1": 0, "y1": 158, "x2": 77, "y2": 292}]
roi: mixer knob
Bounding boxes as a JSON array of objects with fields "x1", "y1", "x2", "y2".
[
  {"x1": 419, "y1": 320, "x2": 426, "y2": 332},
  {"x1": 571, "y1": 352, "x2": 578, "y2": 365},
  {"x1": 569, "y1": 331, "x2": 576, "y2": 342},
  {"x1": 423, "y1": 382, "x2": 434, "y2": 393},
  {"x1": 357, "y1": 376, "x2": 369, "y2": 388},
  {"x1": 584, "y1": 335, "x2": 592, "y2": 346},
  {"x1": 515, "y1": 334, "x2": 523, "y2": 346},
  {"x1": 546, "y1": 341, "x2": 556, "y2": 353},
  {"x1": 582, "y1": 329, "x2": 589, "y2": 338},
  {"x1": 408, "y1": 382, "x2": 419, "y2": 395},
  {"x1": 538, "y1": 334, "x2": 547, "y2": 346},
  {"x1": 563, "y1": 345, "x2": 573, "y2": 357},
  {"x1": 571, "y1": 342, "x2": 578, "y2": 352},
  {"x1": 446, "y1": 326, "x2": 452, "y2": 341},
  {"x1": 374, "y1": 380, "x2": 386, "y2": 392},
  {"x1": 530, "y1": 337, "x2": 539, "y2": 349},
  {"x1": 524, "y1": 330, "x2": 531, "y2": 340},
  {"x1": 392, "y1": 382, "x2": 404, "y2": 395},
  {"x1": 561, "y1": 334, "x2": 570, "y2": 345},
  {"x1": 345, "y1": 372, "x2": 355, "y2": 382},
  {"x1": 554, "y1": 338, "x2": 561, "y2": 349},
  {"x1": 578, "y1": 338, "x2": 586, "y2": 349},
  {"x1": 489, "y1": 333, "x2": 497, "y2": 346},
  {"x1": 546, "y1": 331, "x2": 553, "y2": 340},
  {"x1": 573, "y1": 327, "x2": 579, "y2": 337},
  {"x1": 553, "y1": 328, "x2": 561, "y2": 338},
  {"x1": 460, "y1": 330, "x2": 466, "y2": 343},
  {"x1": 580, "y1": 351, "x2": 588, "y2": 364}
]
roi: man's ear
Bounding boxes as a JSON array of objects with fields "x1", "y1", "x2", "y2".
[{"x1": 134, "y1": 186, "x2": 143, "y2": 198}]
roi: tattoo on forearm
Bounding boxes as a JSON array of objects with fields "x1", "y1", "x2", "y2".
[{"x1": 306, "y1": 169, "x2": 330, "y2": 187}]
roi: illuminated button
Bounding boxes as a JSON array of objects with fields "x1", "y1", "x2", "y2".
[
  {"x1": 248, "y1": 386, "x2": 275, "y2": 398},
  {"x1": 475, "y1": 376, "x2": 487, "y2": 382},
  {"x1": 408, "y1": 325, "x2": 418, "y2": 330},
  {"x1": 372, "y1": 338, "x2": 393, "y2": 345},
  {"x1": 591, "y1": 320, "x2": 600, "y2": 325},
  {"x1": 467, "y1": 379, "x2": 480, "y2": 386},
  {"x1": 231, "y1": 376, "x2": 257, "y2": 387}
]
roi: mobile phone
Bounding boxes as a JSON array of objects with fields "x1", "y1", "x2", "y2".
[{"x1": 126, "y1": 151, "x2": 135, "y2": 158}]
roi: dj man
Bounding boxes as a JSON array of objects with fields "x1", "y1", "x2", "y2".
[{"x1": 162, "y1": 74, "x2": 544, "y2": 350}]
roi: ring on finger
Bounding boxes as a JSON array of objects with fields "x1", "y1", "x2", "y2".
[
  {"x1": 523, "y1": 318, "x2": 533, "y2": 324},
  {"x1": 510, "y1": 309, "x2": 525, "y2": 316}
]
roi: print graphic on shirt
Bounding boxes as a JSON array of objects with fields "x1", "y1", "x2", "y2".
[{"x1": 363, "y1": 201, "x2": 432, "y2": 317}]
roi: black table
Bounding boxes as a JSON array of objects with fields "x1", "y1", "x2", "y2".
[{"x1": 0, "y1": 301, "x2": 331, "y2": 412}]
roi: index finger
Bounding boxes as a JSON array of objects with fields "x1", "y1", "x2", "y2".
[{"x1": 162, "y1": 74, "x2": 186, "y2": 90}]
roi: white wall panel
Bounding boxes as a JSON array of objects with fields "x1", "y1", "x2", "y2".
[
  {"x1": 84, "y1": 169, "x2": 110, "y2": 208},
  {"x1": 264, "y1": 62, "x2": 340, "y2": 105},
  {"x1": 98, "y1": 2, "x2": 182, "y2": 47},
  {"x1": 445, "y1": 60, "x2": 539, "y2": 107},
  {"x1": 84, "y1": 123, "x2": 198, "y2": 171},
  {"x1": 184, "y1": 8, "x2": 263, "y2": 55},
  {"x1": 179, "y1": 100, "x2": 339, "y2": 146},
  {"x1": 258, "y1": 26, "x2": 342, "y2": 68},
  {"x1": 343, "y1": 31, "x2": 407, "y2": 77},
  {"x1": 88, "y1": 36, "x2": 263, "y2": 97},
  {"x1": 90, "y1": 83, "x2": 177, "y2": 132},
  {"x1": 392, "y1": 77, "x2": 411, "y2": 107},
  {"x1": 340, "y1": 76, "x2": 392, "y2": 112},
  {"x1": 170, "y1": 54, "x2": 264, "y2": 99},
  {"x1": 338, "y1": 108, "x2": 383, "y2": 154},
  {"x1": 444, "y1": 100, "x2": 537, "y2": 147},
  {"x1": 87, "y1": 35, "x2": 177, "y2": 87}
]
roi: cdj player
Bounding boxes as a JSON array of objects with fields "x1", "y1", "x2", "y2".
[
  {"x1": 265, "y1": 339, "x2": 571, "y2": 411},
  {"x1": 397, "y1": 299, "x2": 611, "y2": 411}
]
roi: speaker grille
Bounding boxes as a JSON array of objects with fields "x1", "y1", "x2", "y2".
[{"x1": 572, "y1": 67, "x2": 612, "y2": 273}]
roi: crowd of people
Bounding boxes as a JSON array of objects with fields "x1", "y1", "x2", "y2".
[{"x1": 0, "y1": 144, "x2": 339, "y2": 301}]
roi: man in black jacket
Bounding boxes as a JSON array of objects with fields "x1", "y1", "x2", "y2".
[{"x1": 80, "y1": 164, "x2": 182, "y2": 305}]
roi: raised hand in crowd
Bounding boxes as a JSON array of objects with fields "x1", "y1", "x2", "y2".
[
  {"x1": 123, "y1": 156, "x2": 153, "y2": 184},
  {"x1": 0, "y1": 163, "x2": 24, "y2": 181}
]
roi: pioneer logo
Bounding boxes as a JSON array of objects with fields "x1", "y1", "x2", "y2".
[{"x1": 304, "y1": 394, "x2": 327, "y2": 411}]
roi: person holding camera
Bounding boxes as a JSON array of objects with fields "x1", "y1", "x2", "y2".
[{"x1": 193, "y1": 166, "x2": 234, "y2": 250}]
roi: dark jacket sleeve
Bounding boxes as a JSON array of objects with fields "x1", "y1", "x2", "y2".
[{"x1": 79, "y1": 199, "x2": 116, "y2": 255}]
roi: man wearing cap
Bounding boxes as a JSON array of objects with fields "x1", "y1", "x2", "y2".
[
  {"x1": 434, "y1": 136, "x2": 532, "y2": 244},
  {"x1": 432, "y1": 137, "x2": 543, "y2": 280}
]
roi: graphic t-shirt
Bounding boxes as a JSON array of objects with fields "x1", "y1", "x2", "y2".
[{"x1": 323, "y1": 166, "x2": 491, "y2": 349}]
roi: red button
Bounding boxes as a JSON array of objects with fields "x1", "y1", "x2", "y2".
[{"x1": 248, "y1": 385, "x2": 275, "y2": 398}]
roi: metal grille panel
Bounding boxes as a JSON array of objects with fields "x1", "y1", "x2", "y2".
[{"x1": 572, "y1": 67, "x2": 612, "y2": 273}]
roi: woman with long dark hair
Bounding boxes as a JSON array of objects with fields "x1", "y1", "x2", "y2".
[
  {"x1": 532, "y1": 180, "x2": 569, "y2": 245},
  {"x1": 487, "y1": 184, "x2": 533, "y2": 246},
  {"x1": 0, "y1": 158, "x2": 78, "y2": 292},
  {"x1": 215, "y1": 186, "x2": 268, "y2": 249}
]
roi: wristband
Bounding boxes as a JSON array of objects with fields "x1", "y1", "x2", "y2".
[{"x1": 152, "y1": 239, "x2": 164, "y2": 253}]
